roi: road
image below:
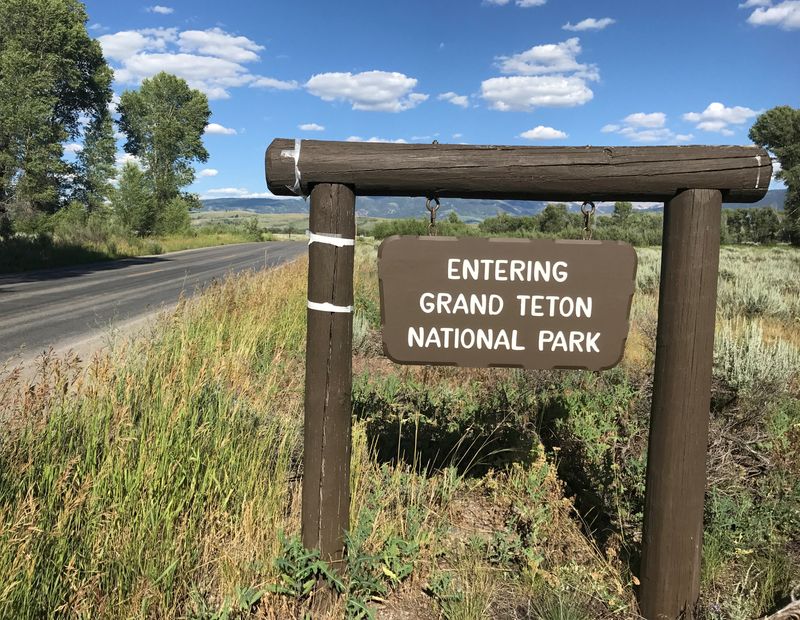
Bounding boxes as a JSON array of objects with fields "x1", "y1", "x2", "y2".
[{"x1": 0, "y1": 241, "x2": 306, "y2": 365}]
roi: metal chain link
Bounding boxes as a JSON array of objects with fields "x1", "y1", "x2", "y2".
[{"x1": 581, "y1": 201, "x2": 596, "y2": 240}]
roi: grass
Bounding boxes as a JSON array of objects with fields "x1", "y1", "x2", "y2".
[
  {"x1": 0, "y1": 243, "x2": 797, "y2": 618},
  {"x1": 0, "y1": 224, "x2": 276, "y2": 274},
  {"x1": 191, "y1": 211, "x2": 387, "y2": 236}
]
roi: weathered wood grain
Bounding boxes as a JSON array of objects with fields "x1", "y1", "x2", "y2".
[
  {"x1": 302, "y1": 183, "x2": 356, "y2": 570},
  {"x1": 639, "y1": 189, "x2": 722, "y2": 619},
  {"x1": 266, "y1": 139, "x2": 771, "y2": 203}
]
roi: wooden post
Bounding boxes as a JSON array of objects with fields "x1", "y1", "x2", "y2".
[
  {"x1": 303, "y1": 183, "x2": 356, "y2": 569},
  {"x1": 640, "y1": 189, "x2": 722, "y2": 619}
]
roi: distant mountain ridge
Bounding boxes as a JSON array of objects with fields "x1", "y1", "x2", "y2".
[{"x1": 201, "y1": 189, "x2": 787, "y2": 222}]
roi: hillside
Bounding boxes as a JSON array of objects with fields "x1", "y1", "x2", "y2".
[{"x1": 201, "y1": 189, "x2": 787, "y2": 222}]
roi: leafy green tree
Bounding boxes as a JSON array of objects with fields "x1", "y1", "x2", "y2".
[
  {"x1": 112, "y1": 162, "x2": 155, "y2": 236},
  {"x1": 117, "y1": 72, "x2": 210, "y2": 230},
  {"x1": 479, "y1": 212, "x2": 527, "y2": 234},
  {"x1": 0, "y1": 0, "x2": 112, "y2": 220},
  {"x1": 749, "y1": 106, "x2": 800, "y2": 245},
  {"x1": 612, "y1": 201, "x2": 633, "y2": 224},
  {"x1": 539, "y1": 203, "x2": 569, "y2": 234},
  {"x1": 726, "y1": 209, "x2": 749, "y2": 244},
  {"x1": 154, "y1": 195, "x2": 197, "y2": 235},
  {"x1": 75, "y1": 114, "x2": 117, "y2": 214},
  {"x1": 751, "y1": 207, "x2": 782, "y2": 244}
]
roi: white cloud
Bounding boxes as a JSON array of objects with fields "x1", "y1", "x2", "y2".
[
  {"x1": 178, "y1": 28, "x2": 263, "y2": 63},
  {"x1": 623, "y1": 112, "x2": 666, "y2": 128},
  {"x1": 496, "y1": 38, "x2": 597, "y2": 78},
  {"x1": 452, "y1": 133, "x2": 463, "y2": 139},
  {"x1": 98, "y1": 27, "x2": 298, "y2": 100},
  {"x1": 563, "y1": 17, "x2": 616, "y2": 31},
  {"x1": 305, "y1": 71, "x2": 428, "y2": 112},
  {"x1": 617, "y1": 127, "x2": 678, "y2": 142},
  {"x1": 682, "y1": 102, "x2": 758, "y2": 135},
  {"x1": 201, "y1": 187, "x2": 293, "y2": 200},
  {"x1": 148, "y1": 5, "x2": 174, "y2": 14},
  {"x1": 249, "y1": 76, "x2": 298, "y2": 90},
  {"x1": 519, "y1": 126, "x2": 568, "y2": 140},
  {"x1": 204, "y1": 187, "x2": 250, "y2": 197},
  {"x1": 740, "y1": 0, "x2": 772, "y2": 6},
  {"x1": 99, "y1": 28, "x2": 177, "y2": 61},
  {"x1": 64, "y1": 143, "x2": 84, "y2": 154},
  {"x1": 345, "y1": 136, "x2": 408, "y2": 143},
  {"x1": 601, "y1": 112, "x2": 692, "y2": 143},
  {"x1": 481, "y1": 75, "x2": 593, "y2": 111},
  {"x1": 771, "y1": 161, "x2": 786, "y2": 188},
  {"x1": 745, "y1": 1, "x2": 800, "y2": 29},
  {"x1": 109, "y1": 93, "x2": 121, "y2": 115},
  {"x1": 484, "y1": 37, "x2": 598, "y2": 111},
  {"x1": 299, "y1": 123, "x2": 325, "y2": 131},
  {"x1": 115, "y1": 153, "x2": 141, "y2": 168},
  {"x1": 438, "y1": 92, "x2": 469, "y2": 108},
  {"x1": 205, "y1": 123, "x2": 237, "y2": 135},
  {"x1": 197, "y1": 168, "x2": 219, "y2": 178},
  {"x1": 485, "y1": 0, "x2": 547, "y2": 6}
]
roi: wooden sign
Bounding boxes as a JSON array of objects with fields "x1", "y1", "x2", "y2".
[{"x1": 378, "y1": 236, "x2": 637, "y2": 371}]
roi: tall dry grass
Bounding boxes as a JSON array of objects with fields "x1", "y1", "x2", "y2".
[{"x1": 0, "y1": 243, "x2": 797, "y2": 618}]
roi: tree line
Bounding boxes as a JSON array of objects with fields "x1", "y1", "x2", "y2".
[
  {"x1": 0, "y1": 0, "x2": 210, "y2": 241},
  {"x1": 370, "y1": 202, "x2": 790, "y2": 247}
]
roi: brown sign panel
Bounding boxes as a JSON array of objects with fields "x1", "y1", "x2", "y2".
[{"x1": 378, "y1": 236, "x2": 637, "y2": 371}]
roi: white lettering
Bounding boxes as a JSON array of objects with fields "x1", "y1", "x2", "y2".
[
  {"x1": 488, "y1": 295, "x2": 503, "y2": 316},
  {"x1": 406, "y1": 327, "x2": 526, "y2": 352},
  {"x1": 408, "y1": 327, "x2": 424, "y2": 347},
  {"x1": 553, "y1": 261, "x2": 568, "y2": 282},
  {"x1": 419, "y1": 293, "x2": 504, "y2": 316},
  {"x1": 448, "y1": 259, "x2": 460, "y2": 280},
  {"x1": 446, "y1": 259, "x2": 570, "y2": 283},
  {"x1": 424, "y1": 329, "x2": 441, "y2": 348},
  {"x1": 495, "y1": 330, "x2": 510, "y2": 350},
  {"x1": 461, "y1": 329, "x2": 476, "y2": 348},
  {"x1": 537, "y1": 330, "x2": 602, "y2": 353},
  {"x1": 494, "y1": 259, "x2": 508, "y2": 281},
  {"x1": 477, "y1": 329, "x2": 494, "y2": 350},
  {"x1": 518, "y1": 295, "x2": 593, "y2": 318}
]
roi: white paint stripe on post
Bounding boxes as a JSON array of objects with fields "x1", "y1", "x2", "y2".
[
  {"x1": 307, "y1": 230, "x2": 356, "y2": 247},
  {"x1": 307, "y1": 300, "x2": 353, "y2": 313}
]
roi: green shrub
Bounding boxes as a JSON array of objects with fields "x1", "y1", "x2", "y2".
[{"x1": 714, "y1": 320, "x2": 800, "y2": 396}]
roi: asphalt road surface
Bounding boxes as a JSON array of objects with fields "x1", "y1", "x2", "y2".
[{"x1": 0, "y1": 241, "x2": 306, "y2": 365}]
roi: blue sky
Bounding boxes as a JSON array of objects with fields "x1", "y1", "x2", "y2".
[{"x1": 82, "y1": 0, "x2": 798, "y2": 198}]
